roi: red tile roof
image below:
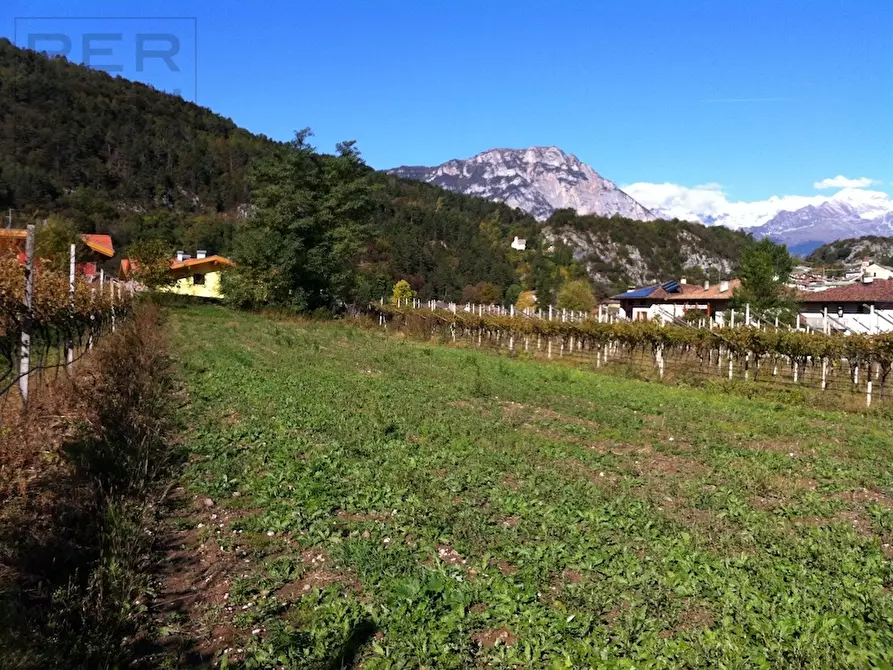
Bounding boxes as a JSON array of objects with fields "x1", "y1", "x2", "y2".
[
  {"x1": 81, "y1": 234, "x2": 114, "y2": 257},
  {"x1": 796, "y1": 279, "x2": 893, "y2": 303},
  {"x1": 661, "y1": 280, "x2": 741, "y2": 301},
  {"x1": 0, "y1": 229, "x2": 115, "y2": 257}
]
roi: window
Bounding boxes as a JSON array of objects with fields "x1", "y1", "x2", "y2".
[{"x1": 193, "y1": 273, "x2": 205, "y2": 286}]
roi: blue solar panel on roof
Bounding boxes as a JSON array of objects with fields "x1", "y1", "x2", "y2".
[{"x1": 661, "y1": 280, "x2": 681, "y2": 293}]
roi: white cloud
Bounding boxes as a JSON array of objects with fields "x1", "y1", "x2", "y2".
[
  {"x1": 621, "y1": 181, "x2": 892, "y2": 229},
  {"x1": 813, "y1": 175, "x2": 877, "y2": 189}
]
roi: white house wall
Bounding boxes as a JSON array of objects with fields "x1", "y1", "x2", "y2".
[{"x1": 798, "y1": 309, "x2": 893, "y2": 333}]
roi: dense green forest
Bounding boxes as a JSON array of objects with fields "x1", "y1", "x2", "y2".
[{"x1": 1, "y1": 38, "x2": 756, "y2": 305}]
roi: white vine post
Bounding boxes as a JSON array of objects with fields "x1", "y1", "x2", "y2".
[
  {"x1": 745, "y1": 303, "x2": 751, "y2": 327},
  {"x1": 867, "y1": 372, "x2": 873, "y2": 407},
  {"x1": 111, "y1": 280, "x2": 116, "y2": 332},
  {"x1": 89, "y1": 287, "x2": 96, "y2": 349},
  {"x1": 66, "y1": 243, "x2": 76, "y2": 369},
  {"x1": 18, "y1": 224, "x2": 35, "y2": 404}
]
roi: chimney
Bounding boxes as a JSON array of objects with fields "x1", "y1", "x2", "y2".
[
  {"x1": 196, "y1": 250, "x2": 207, "y2": 259},
  {"x1": 176, "y1": 250, "x2": 185, "y2": 262},
  {"x1": 703, "y1": 280, "x2": 710, "y2": 291},
  {"x1": 680, "y1": 277, "x2": 687, "y2": 285},
  {"x1": 720, "y1": 280, "x2": 729, "y2": 293}
]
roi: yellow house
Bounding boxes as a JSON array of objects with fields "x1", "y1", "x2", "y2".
[{"x1": 167, "y1": 251, "x2": 235, "y2": 299}]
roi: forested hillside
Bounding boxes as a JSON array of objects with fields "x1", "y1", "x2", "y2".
[
  {"x1": 1, "y1": 38, "x2": 754, "y2": 305},
  {"x1": 806, "y1": 236, "x2": 893, "y2": 266},
  {"x1": 545, "y1": 209, "x2": 750, "y2": 294}
]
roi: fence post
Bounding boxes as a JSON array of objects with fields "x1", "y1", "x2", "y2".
[
  {"x1": 731, "y1": 309, "x2": 736, "y2": 328},
  {"x1": 867, "y1": 369, "x2": 873, "y2": 407},
  {"x1": 821, "y1": 358, "x2": 828, "y2": 390},
  {"x1": 89, "y1": 287, "x2": 96, "y2": 349},
  {"x1": 823, "y1": 307, "x2": 829, "y2": 335},
  {"x1": 111, "y1": 281, "x2": 117, "y2": 332},
  {"x1": 18, "y1": 224, "x2": 36, "y2": 404},
  {"x1": 548, "y1": 305, "x2": 553, "y2": 321},
  {"x1": 67, "y1": 243, "x2": 76, "y2": 369}
]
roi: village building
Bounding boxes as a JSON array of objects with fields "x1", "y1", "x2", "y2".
[
  {"x1": 0, "y1": 229, "x2": 114, "y2": 279},
  {"x1": 613, "y1": 278, "x2": 740, "y2": 322},
  {"x1": 797, "y1": 277, "x2": 893, "y2": 333},
  {"x1": 121, "y1": 249, "x2": 235, "y2": 299}
]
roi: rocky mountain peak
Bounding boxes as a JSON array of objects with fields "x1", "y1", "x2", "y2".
[{"x1": 389, "y1": 146, "x2": 655, "y2": 222}]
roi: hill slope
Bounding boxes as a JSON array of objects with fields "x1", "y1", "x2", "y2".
[
  {"x1": 806, "y1": 236, "x2": 893, "y2": 266},
  {"x1": 0, "y1": 38, "x2": 274, "y2": 217},
  {"x1": 545, "y1": 209, "x2": 749, "y2": 293}
]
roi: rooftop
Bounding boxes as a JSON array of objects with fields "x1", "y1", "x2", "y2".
[
  {"x1": 0, "y1": 229, "x2": 115, "y2": 257},
  {"x1": 796, "y1": 279, "x2": 893, "y2": 303},
  {"x1": 613, "y1": 279, "x2": 739, "y2": 301}
]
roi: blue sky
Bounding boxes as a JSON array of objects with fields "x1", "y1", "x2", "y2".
[{"x1": 3, "y1": 0, "x2": 891, "y2": 208}]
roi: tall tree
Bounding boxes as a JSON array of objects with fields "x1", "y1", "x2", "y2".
[
  {"x1": 556, "y1": 279, "x2": 596, "y2": 312},
  {"x1": 222, "y1": 131, "x2": 377, "y2": 310},
  {"x1": 732, "y1": 238, "x2": 795, "y2": 315},
  {"x1": 126, "y1": 238, "x2": 176, "y2": 290}
]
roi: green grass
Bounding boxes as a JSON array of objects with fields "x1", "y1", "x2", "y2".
[{"x1": 168, "y1": 304, "x2": 893, "y2": 668}]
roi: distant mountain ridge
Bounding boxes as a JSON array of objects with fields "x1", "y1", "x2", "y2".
[
  {"x1": 751, "y1": 192, "x2": 893, "y2": 254},
  {"x1": 390, "y1": 147, "x2": 656, "y2": 222}
]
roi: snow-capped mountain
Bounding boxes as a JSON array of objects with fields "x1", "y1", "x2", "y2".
[
  {"x1": 625, "y1": 180, "x2": 893, "y2": 252},
  {"x1": 389, "y1": 147, "x2": 656, "y2": 222},
  {"x1": 751, "y1": 189, "x2": 893, "y2": 253}
]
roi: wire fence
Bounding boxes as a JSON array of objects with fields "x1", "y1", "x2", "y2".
[{"x1": 367, "y1": 303, "x2": 893, "y2": 412}]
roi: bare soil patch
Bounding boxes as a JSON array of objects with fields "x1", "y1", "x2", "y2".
[
  {"x1": 472, "y1": 627, "x2": 517, "y2": 648},
  {"x1": 834, "y1": 487, "x2": 893, "y2": 510}
]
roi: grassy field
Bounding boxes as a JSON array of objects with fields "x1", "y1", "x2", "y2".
[{"x1": 160, "y1": 304, "x2": 893, "y2": 668}]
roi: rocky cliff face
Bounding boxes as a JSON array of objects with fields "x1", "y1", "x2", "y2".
[{"x1": 390, "y1": 146, "x2": 656, "y2": 222}]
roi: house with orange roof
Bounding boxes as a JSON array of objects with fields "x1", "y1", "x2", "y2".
[
  {"x1": 121, "y1": 249, "x2": 235, "y2": 299},
  {"x1": 0, "y1": 229, "x2": 115, "y2": 278}
]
